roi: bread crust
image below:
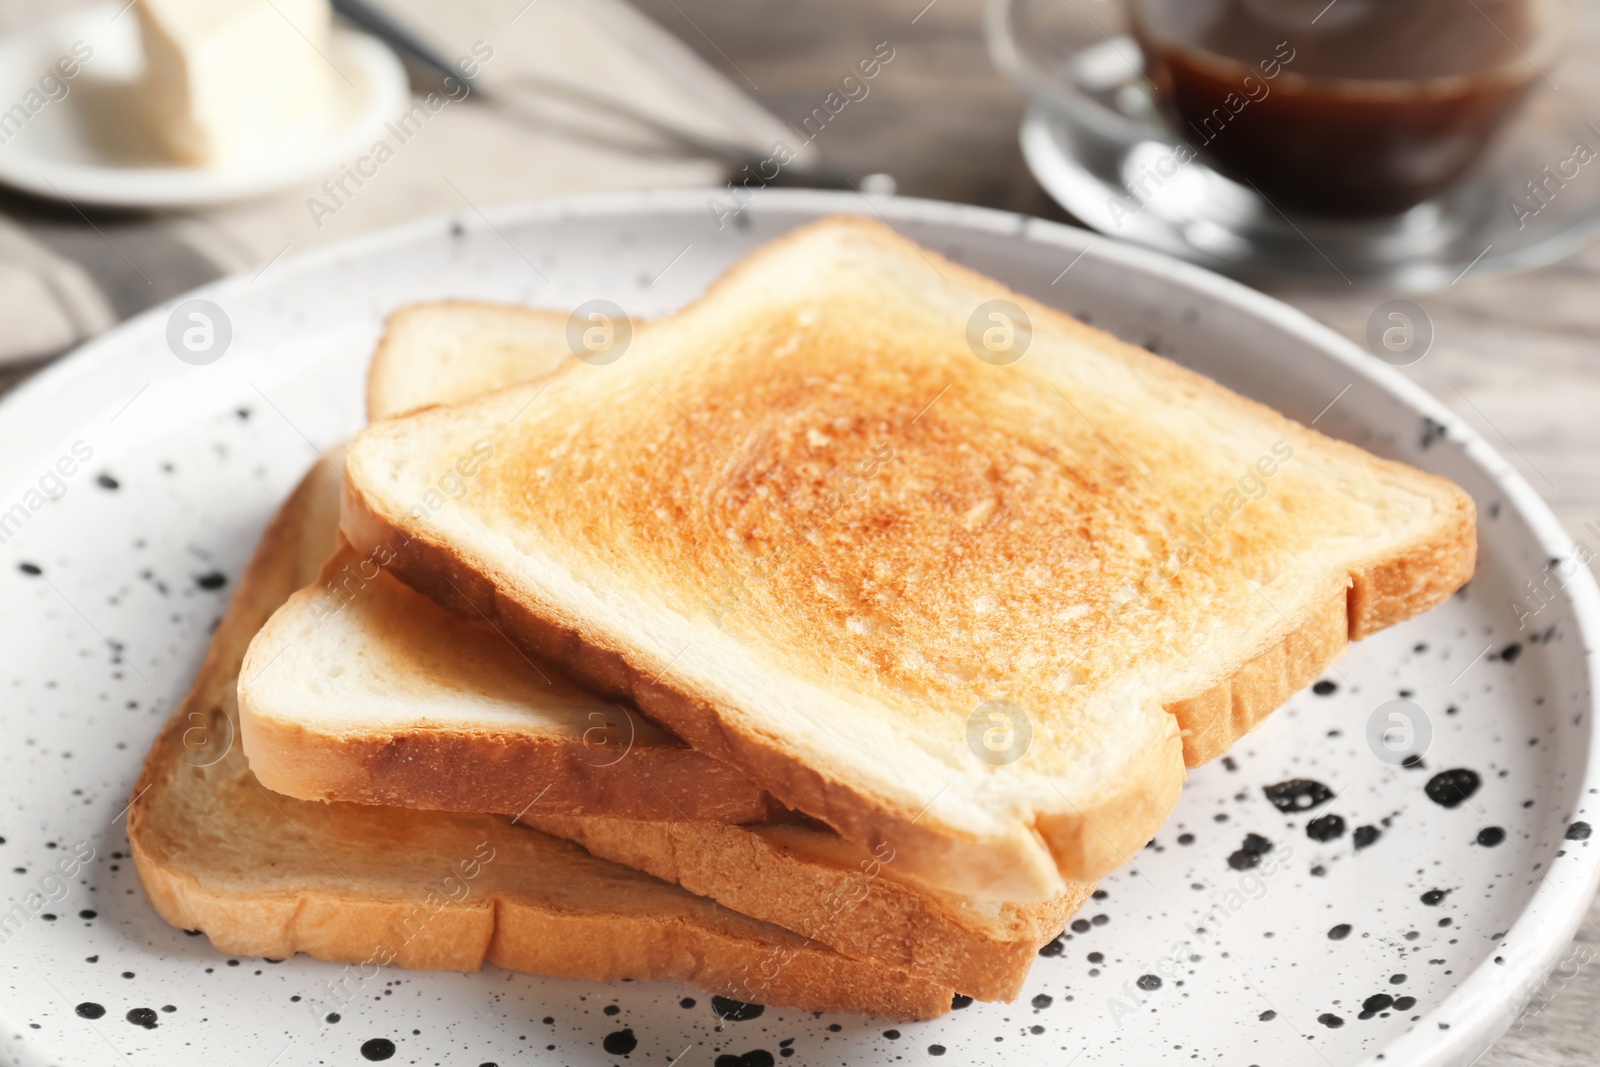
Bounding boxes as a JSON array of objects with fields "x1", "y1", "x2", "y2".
[
  {"x1": 1167, "y1": 577, "x2": 1350, "y2": 765},
  {"x1": 527, "y1": 811, "x2": 1094, "y2": 1002},
  {"x1": 128, "y1": 459, "x2": 954, "y2": 1020},
  {"x1": 134, "y1": 839, "x2": 952, "y2": 1018},
  {"x1": 1347, "y1": 482, "x2": 1477, "y2": 640},
  {"x1": 243, "y1": 712, "x2": 773, "y2": 823}
]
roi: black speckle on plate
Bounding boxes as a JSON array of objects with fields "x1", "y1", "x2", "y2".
[
  {"x1": 1328, "y1": 923, "x2": 1352, "y2": 940},
  {"x1": 1318, "y1": 1012, "x2": 1345, "y2": 1028},
  {"x1": 1394, "y1": 996, "x2": 1418, "y2": 1011},
  {"x1": 125, "y1": 1008, "x2": 158, "y2": 1030},
  {"x1": 17, "y1": 562, "x2": 41, "y2": 576},
  {"x1": 1425, "y1": 768, "x2": 1481, "y2": 808},
  {"x1": 1359, "y1": 993, "x2": 1394, "y2": 1019},
  {"x1": 1421, "y1": 888, "x2": 1451, "y2": 905},
  {"x1": 1420, "y1": 416, "x2": 1447, "y2": 450},
  {"x1": 195, "y1": 571, "x2": 227, "y2": 591},
  {"x1": 75, "y1": 1002, "x2": 105, "y2": 1019},
  {"x1": 1566, "y1": 821, "x2": 1591, "y2": 841},
  {"x1": 1353, "y1": 825, "x2": 1381, "y2": 849},
  {"x1": 96, "y1": 473, "x2": 119, "y2": 490},
  {"x1": 1263, "y1": 779, "x2": 1334, "y2": 813},
  {"x1": 1500, "y1": 643, "x2": 1522, "y2": 663},
  {"x1": 1306, "y1": 814, "x2": 1345, "y2": 842},
  {"x1": 710, "y1": 996, "x2": 764, "y2": 1021},
  {"x1": 1477, "y1": 826, "x2": 1507, "y2": 846},
  {"x1": 360, "y1": 1037, "x2": 396, "y2": 1061},
  {"x1": 1031, "y1": 993, "x2": 1053, "y2": 1009},
  {"x1": 1227, "y1": 833, "x2": 1273, "y2": 870},
  {"x1": 602, "y1": 1029, "x2": 638, "y2": 1055},
  {"x1": 1136, "y1": 974, "x2": 1162, "y2": 991},
  {"x1": 714, "y1": 1052, "x2": 775, "y2": 1067},
  {"x1": 1312, "y1": 680, "x2": 1338, "y2": 696}
]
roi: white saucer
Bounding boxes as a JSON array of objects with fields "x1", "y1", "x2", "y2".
[{"x1": 0, "y1": 4, "x2": 409, "y2": 209}]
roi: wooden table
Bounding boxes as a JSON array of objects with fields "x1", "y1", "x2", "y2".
[{"x1": 629, "y1": 0, "x2": 1600, "y2": 1063}]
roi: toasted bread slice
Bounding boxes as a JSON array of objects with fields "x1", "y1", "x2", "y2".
[
  {"x1": 128, "y1": 457, "x2": 953, "y2": 1020},
  {"x1": 366, "y1": 301, "x2": 577, "y2": 421},
  {"x1": 240, "y1": 539, "x2": 771, "y2": 823},
  {"x1": 342, "y1": 218, "x2": 1475, "y2": 901}
]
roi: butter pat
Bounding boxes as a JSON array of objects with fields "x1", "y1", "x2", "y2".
[{"x1": 136, "y1": 0, "x2": 337, "y2": 166}]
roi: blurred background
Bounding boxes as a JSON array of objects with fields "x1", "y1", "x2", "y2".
[{"x1": 0, "y1": 1, "x2": 1596, "y2": 1060}]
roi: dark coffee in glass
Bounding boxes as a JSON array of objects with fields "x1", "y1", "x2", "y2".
[{"x1": 1130, "y1": 0, "x2": 1552, "y2": 217}]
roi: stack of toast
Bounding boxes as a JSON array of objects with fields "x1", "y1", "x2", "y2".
[{"x1": 128, "y1": 217, "x2": 1475, "y2": 1018}]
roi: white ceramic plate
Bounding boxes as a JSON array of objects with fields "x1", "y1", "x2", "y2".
[
  {"x1": 0, "y1": 190, "x2": 1595, "y2": 1067},
  {"x1": 0, "y1": 4, "x2": 409, "y2": 209}
]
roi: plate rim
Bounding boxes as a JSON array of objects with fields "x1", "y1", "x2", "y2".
[{"x1": 2, "y1": 187, "x2": 1596, "y2": 1067}]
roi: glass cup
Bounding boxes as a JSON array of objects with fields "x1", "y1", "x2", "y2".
[{"x1": 996, "y1": 0, "x2": 1569, "y2": 219}]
